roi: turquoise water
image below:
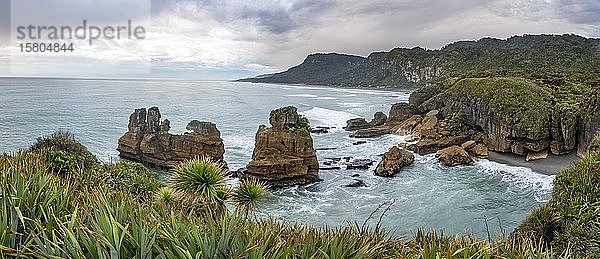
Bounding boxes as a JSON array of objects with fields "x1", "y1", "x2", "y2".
[{"x1": 0, "y1": 78, "x2": 553, "y2": 237}]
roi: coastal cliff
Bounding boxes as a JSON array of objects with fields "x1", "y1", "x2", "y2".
[
  {"x1": 240, "y1": 34, "x2": 599, "y2": 88},
  {"x1": 117, "y1": 107, "x2": 226, "y2": 169},
  {"x1": 404, "y1": 76, "x2": 600, "y2": 158}
]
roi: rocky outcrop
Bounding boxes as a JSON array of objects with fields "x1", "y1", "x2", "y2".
[
  {"x1": 387, "y1": 103, "x2": 415, "y2": 124},
  {"x1": 436, "y1": 146, "x2": 474, "y2": 167},
  {"x1": 374, "y1": 146, "x2": 414, "y2": 177},
  {"x1": 577, "y1": 118, "x2": 600, "y2": 157},
  {"x1": 241, "y1": 106, "x2": 321, "y2": 188},
  {"x1": 344, "y1": 118, "x2": 370, "y2": 131},
  {"x1": 117, "y1": 107, "x2": 226, "y2": 169}
]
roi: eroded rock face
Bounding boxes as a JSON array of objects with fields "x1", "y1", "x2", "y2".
[
  {"x1": 387, "y1": 103, "x2": 415, "y2": 124},
  {"x1": 374, "y1": 146, "x2": 414, "y2": 177},
  {"x1": 242, "y1": 106, "x2": 321, "y2": 188},
  {"x1": 117, "y1": 107, "x2": 226, "y2": 169},
  {"x1": 436, "y1": 146, "x2": 474, "y2": 167},
  {"x1": 344, "y1": 118, "x2": 370, "y2": 131}
]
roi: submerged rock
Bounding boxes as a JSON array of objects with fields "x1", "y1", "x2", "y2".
[
  {"x1": 241, "y1": 106, "x2": 321, "y2": 188},
  {"x1": 374, "y1": 146, "x2": 414, "y2": 177},
  {"x1": 117, "y1": 107, "x2": 226, "y2": 169},
  {"x1": 436, "y1": 146, "x2": 474, "y2": 167},
  {"x1": 344, "y1": 179, "x2": 368, "y2": 188},
  {"x1": 346, "y1": 158, "x2": 375, "y2": 170}
]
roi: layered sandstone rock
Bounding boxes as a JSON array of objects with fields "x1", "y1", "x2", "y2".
[
  {"x1": 374, "y1": 146, "x2": 414, "y2": 177},
  {"x1": 241, "y1": 106, "x2": 321, "y2": 188},
  {"x1": 117, "y1": 107, "x2": 225, "y2": 169},
  {"x1": 436, "y1": 146, "x2": 474, "y2": 167}
]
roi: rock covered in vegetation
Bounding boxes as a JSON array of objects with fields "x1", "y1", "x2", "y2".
[
  {"x1": 436, "y1": 146, "x2": 474, "y2": 167},
  {"x1": 117, "y1": 107, "x2": 226, "y2": 169},
  {"x1": 241, "y1": 106, "x2": 321, "y2": 188},
  {"x1": 374, "y1": 146, "x2": 414, "y2": 177}
]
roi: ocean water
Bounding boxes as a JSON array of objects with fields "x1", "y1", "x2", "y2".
[{"x1": 0, "y1": 78, "x2": 554, "y2": 237}]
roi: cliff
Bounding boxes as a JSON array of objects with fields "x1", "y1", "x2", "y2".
[
  {"x1": 117, "y1": 107, "x2": 226, "y2": 169},
  {"x1": 239, "y1": 34, "x2": 599, "y2": 88},
  {"x1": 406, "y1": 77, "x2": 600, "y2": 158}
]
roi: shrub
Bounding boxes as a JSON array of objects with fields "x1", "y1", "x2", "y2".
[
  {"x1": 102, "y1": 161, "x2": 164, "y2": 201},
  {"x1": 29, "y1": 131, "x2": 98, "y2": 172},
  {"x1": 514, "y1": 151, "x2": 600, "y2": 257}
]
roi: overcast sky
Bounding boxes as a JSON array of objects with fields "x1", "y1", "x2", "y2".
[{"x1": 1, "y1": 0, "x2": 599, "y2": 79}]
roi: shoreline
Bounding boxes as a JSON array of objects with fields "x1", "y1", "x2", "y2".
[{"x1": 487, "y1": 151, "x2": 580, "y2": 175}]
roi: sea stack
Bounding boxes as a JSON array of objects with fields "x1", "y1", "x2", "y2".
[
  {"x1": 117, "y1": 107, "x2": 226, "y2": 169},
  {"x1": 241, "y1": 106, "x2": 321, "y2": 188}
]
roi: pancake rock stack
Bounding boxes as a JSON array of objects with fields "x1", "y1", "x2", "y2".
[
  {"x1": 241, "y1": 106, "x2": 321, "y2": 188},
  {"x1": 117, "y1": 107, "x2": 226, "y2": 169}
]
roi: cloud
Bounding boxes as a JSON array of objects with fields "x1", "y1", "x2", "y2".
[{"x1": 1, "y1": 0, "x2": 598, "y2": 79}]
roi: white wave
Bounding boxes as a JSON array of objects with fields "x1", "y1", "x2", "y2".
[
  {"x1": 475, "y1": 159, "x2": 555, "y2": 202},
  {"x1": 285, "y1": 94, "x2": 319, "y2": 98},
  {"x1": 222, "y1": 134, "x2": 254, "y2": 152},
  {"x1": 314, "y1": 96, "x2": 337, "y2": 100},
  {"x1": 300, "y1": 107, "x2": 360, "y2": 128}
]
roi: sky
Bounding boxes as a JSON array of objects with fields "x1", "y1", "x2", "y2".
[{"x1": 0, "y1": 0, "x2": 599, "y2": 79}]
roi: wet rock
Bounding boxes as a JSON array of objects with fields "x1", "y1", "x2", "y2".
[
  {"x1": 346, "y1": 158, "x2": 375, "y2": 170},
  {"x1": 352, "y1": 140, "x2": 367, "y2": 145},
  {"x1": 350, "y1": 126, "x2": 392, "y2": 138},
  {"x1": 526, "y1": 149, "x2": 549, "y2": 161},
  {"x1": 316, "y1": 147, "x2": 337, "y2": 151},
  {"x1": 117, "y1": 107, "x2": 226, "y2": 169},
  {"x1": 351, "y1": 173, "x2": 360, "y2": 177},
  {"x1": 461, "y1": 140, "x2": 477, "y2": 150},
  {"x1": 395, "y1": 115, "x2": 423, "y2": 135},
  {"x1": 369, "y1": 111, "x2": 388, "y2": 127},
  {"x1": 242, "y1": 106, "x2": 321, "y2": 188},
  {"x1": 309, "y1": 126, "x2": 330, "y2": 134},
  {"x1": 387, "y1": 103, "x2": 415, "y2": 124},
  {"x1": 436, "y1": 146, "x2": 474, "y2": 167},
  {"x1": 374, "y1": 146, "x2": 414, "y2": 177},
  {"x1": 407, "y1": 134, "x2": 471, "y2": 155},
  {"x1": 470, "y1": 143, "x2": 489, "y2": 157},
  {"x1": 344, "y1": 118, "x2": 370, "y2": 131},
  {"x1": 344, "y1": 179, "x2": 368, "y2": 188}
]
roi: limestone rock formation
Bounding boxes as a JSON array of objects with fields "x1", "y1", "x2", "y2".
[
  {"x1": 117, "y1": 107, "x2": 226, "y2": 169},
  {"x1": 436, "y1": 146, "x2": 474, "y2": 167},
  {"x1": 374, "y1": 146, "x2": 414, "y2": 177},
  {"x1": 344, "y1": 118, "x2": 370, "y2": 131},
  {"x1": 242, "y1": 106, "x2": 321, "y2": 188},
  {"x1": 470, "y1": 144, "x2": 489, "y2": 157}
]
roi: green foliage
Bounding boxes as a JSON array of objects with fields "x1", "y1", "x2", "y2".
[
  {"x1": 514, "y1": 151, "x2": 600, "y2": 257},
  {"x1": 29, "y1": 131, "x2": 98, "y2": 172},
  {"x1": 446, "y1": 77, "x2": 553, "y2": 136},
  {"x1": 243, "y1": 34, "x2": 600, "y2": 89},
  {"x1": 231, "y1": 180, "x2": 268, "y2": 215},
  {"x1": 155, "y1": 187, "x2": 176, "y2": 204},
  {"x1": 101, "y1": 161, "x2": 164, "y2": 201},
  {"x1": 170, "y1": 157, "x2": 228, "y2": 211},
  {"x1": 1, "y1": 135, "x2": 596, "y2": 258},
  {"x1": 591, "y1": 132, "x2": 600, "y2": 154}
]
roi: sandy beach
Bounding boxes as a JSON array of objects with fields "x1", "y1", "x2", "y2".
[{"x1": 487, "y1": 151, "x2": 580, "y2": 175}]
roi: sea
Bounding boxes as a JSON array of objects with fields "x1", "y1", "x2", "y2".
[{"x1": 0, "y1": 78, "x2": 554, "y2": 237}]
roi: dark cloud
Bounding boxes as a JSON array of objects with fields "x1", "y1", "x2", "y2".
[{"x1": 553, "y1": 0, "x2": 600, "y2": 25}]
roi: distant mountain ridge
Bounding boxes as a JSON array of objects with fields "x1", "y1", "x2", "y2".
[{"x1": 238, "y1": 34, "x2": 600, "y2": 88}]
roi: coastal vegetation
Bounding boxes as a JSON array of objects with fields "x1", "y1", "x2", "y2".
[{"x1": 1, "y1": 131, "x2": 598, "y2": 258}]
